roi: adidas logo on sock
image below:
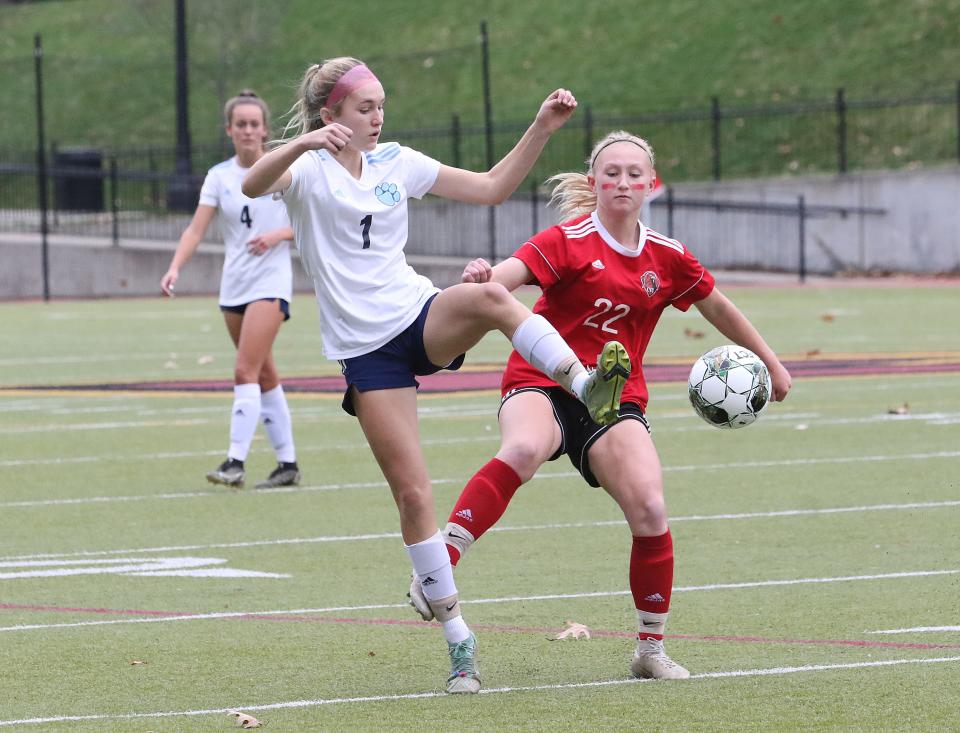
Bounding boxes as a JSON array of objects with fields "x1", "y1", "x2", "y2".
[
  {"x1": 422, "y1": 575, "x2": 438, "y2": 586},
  {"x1": 455, "y1": 508, "x2": 474, "y2": 522},
  {"x1": 264, "y1": 417, "x2": 273, "y2": 425},
  {"x1": 644, "y1": 593, "x2": 666, "y2": 603}
]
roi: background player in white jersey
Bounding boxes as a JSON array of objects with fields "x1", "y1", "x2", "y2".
[
  {"x1": 161, "y1": 91, "x2": 301, "y2": 490},
  {"x1": 242, "y1": 57, "x2": 630, "y2": 694},
  {"x1": 421, "y1": 131, "x2": 792, "y2": 680}
]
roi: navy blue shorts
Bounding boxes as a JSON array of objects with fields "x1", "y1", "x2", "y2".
[
  {"x1": 500, "y1": 386, "x2": 649, "y2": 488},
  {"x1": 220, "y1": 298, "x2": 290, "y2": 322},
  {"x1": 339, "y1": 293, "x2": 466, "y2": 416}
]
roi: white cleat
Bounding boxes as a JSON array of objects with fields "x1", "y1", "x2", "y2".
[
  {"x1": 407, "y1": 574, "x2": 435, "y2": 621},
  {"x1": 630, "y1": 638, "x2": 690, "y2": 680}
]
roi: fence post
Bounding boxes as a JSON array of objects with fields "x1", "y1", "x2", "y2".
[
  {"x1": 711, "y1": 96, "x2": 721, "y2": 181},
  {"x1": 583, "y1": 105, "x2": 594, "y2": 160},
  {"x1": 798, "y1": 194, "x2": 807, "y2": 283},
  {"x1": 530, "y1": 179, "x2": 539, "y2": 235},
  {"x1": 149, "y1": 150, "x2": 159, "y2": 208},
  {"x1": 34, "y1": 33, "x2": 51, "y2": 302},
  {"x1": 666, "y1": 186, "x2": 675, "y2": 238},
  {"x1": 480, "y1": 20, "x2": 496, "y2": 262},
  {"x1": 451, "y1": 113, "x2": 461, "y2": 169},
  {"x1": 835, "y1": 87, "x2": 847, "y2": 173},
  {"x1": 110, "y1": 157, "x2": 119, "y2": 247}
]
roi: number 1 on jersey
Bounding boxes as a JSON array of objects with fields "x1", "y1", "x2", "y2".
[{"x1": 360, "y1": 214, "x2": 372, "y2": 249}]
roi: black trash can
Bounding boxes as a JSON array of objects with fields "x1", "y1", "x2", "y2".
[{"x1": 53, "y1": 147, "x2": 104, "y2": 211}]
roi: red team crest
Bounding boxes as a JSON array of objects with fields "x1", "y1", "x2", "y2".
[{"x1": 640, "y1": 270, "x2": 660, "y2": 297}]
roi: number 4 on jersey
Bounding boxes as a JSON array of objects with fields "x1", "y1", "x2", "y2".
[{"x1": 240, "y1": 205, "x2": 253, "y2": 229}]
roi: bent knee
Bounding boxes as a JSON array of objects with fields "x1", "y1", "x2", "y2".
[{"x1": 497, "y1": 444, "x2": 549, "y2": 483}]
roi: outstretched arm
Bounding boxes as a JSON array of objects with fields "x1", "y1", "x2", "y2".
[
  {"x1": 429, "y1": 89, "x2": 577, "y2": 205},
  {"x1": 242, "y1": 124, "x2": 353, "y2": 197},
  {"x1": 694, "y1": 288, "x2": 792, "y2": 401},
  {"x1": 461, "y1": 256, "x2": 532, "y2": 292}
]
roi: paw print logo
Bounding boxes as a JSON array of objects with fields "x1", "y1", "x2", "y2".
[{"x1": 375, "y1": 182, "x2": 401, "y2": 206}]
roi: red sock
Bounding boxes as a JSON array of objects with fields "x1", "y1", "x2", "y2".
[
  {"x1": 446, "y1": 458, "x2": 522, "y2": 566},
  {"x1": 630, "y1": 530, "x2": 674, "y2": 638}
]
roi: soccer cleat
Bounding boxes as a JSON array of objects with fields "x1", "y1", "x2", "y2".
[
  {"x1": 582, "y1": 341, "x2": 631, "y2": 426},
  {"x1": 408, "y1": 574, "x2": 435, "y2": 621},
  {"x1": 446, "y1": 633, "x2": 481, "y2": 694},
  {"x1": 629, "y1": 638, "x2": 690, "y2": 680},
  {"x1": 254, "y1": 462, "x2": 301, "y2": 489},
  {"x1": 206, "y1": 458, "x2": 245, "y2": 488}
]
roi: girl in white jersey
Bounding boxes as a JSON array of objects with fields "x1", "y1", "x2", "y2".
[
  {"x1": 427, "y1": 131, "x2": 792, "y2": 682},
  {"x1": 161, "y1": 91, "x2": 301, "y2": 490},
  {"x1": 243, "y1": 57, "x2": 630, "y2": 695}
]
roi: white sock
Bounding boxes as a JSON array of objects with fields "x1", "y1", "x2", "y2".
[
  {"x1": 260, "y1": 385, "x2": 296, "y2": 463},
  {"x1": 228, "y1": 383, "x2": 261, "y2": 461},
  {"x1": 511, "y1": 315, "x2": 586, "y2": 395},
  {"x1": 441, "y1": 616, "x2": 471, "y2": 644}
]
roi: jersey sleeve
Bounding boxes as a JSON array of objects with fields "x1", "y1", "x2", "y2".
[
  {"x1": 510, "y1": 225, "x2": 568, "y2": 289},
  {"x1": 284, "y1": 151, "x2": 319, "y2": 202},
  {"x1": 197, "y1": 169, "x2": 219, "y2": 208},
  {"x1": 401, "y1": 146, "x2": 441, "y2": 199},
  {"x1": 670, "y1": 243, "x2": 716, "y2": 311}
]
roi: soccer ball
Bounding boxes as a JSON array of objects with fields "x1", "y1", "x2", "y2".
[{"x1": 688, "y1": 345, "x2": 771, "y2": 429}]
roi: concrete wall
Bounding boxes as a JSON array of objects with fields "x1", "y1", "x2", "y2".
[
  {"x1": 2, "y1": 165, "x2": 958, "y2": 299},
  {"x1": 664, "y1": 165, "x2": 960, "y2": 275}
]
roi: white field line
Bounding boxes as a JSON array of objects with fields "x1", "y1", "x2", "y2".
[
  {"x1": 3, "y1": 407, "x2": 959, "y2": 437},
  {"x1": 867, "y1": 626, "x2": 960, "y2": 634},
  {"x1": 2, "y1": 449, "x2": 959, "y2": 508},
  {"x1": 2, "y1": 409, "x2": 959, "y2": 466},
  {"x1": 3, "y1": 499, "x2": 959, "y2": 561},
  {"x1": 1, "y1": 569, "x2": 956, "y2": 633},
  {"x1": 1, "y1": 655, "x2": 958, "y2": 727}
]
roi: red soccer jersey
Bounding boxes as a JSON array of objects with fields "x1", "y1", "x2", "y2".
[{"x1": 502, "y1": 211, "x2": 716, "y2": 411}]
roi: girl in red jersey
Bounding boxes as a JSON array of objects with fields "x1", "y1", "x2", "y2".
[{"x1": 410, "y1": 130, "x2": 792, "y2": 680}]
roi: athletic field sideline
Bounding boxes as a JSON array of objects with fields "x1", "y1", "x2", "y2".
[{"x1": 1, "y1": 284, "x2": 957, "y2": 730}]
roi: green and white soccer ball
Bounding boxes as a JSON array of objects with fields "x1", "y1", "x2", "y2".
[{"x1": 688, "y1": 345, "x2": 771, "y2": 429}]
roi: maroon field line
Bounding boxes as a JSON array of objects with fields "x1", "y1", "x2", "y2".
[{"x1": 3, "y1": 602, "x2": 958, "y2": 651}]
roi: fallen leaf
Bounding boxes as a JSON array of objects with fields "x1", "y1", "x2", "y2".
[
  {"x1": 820, "y1": 314, "x2": 835, "y2": 322},
  {"x1": 683, "y1": 328, "x2": 705, "y2": 339},
  {"x1": 197, "y1": 355, "x2": 214, "y2": 365},
  {"x1": 888, "y1": 403, "x2": 910, "y2": 415},
  {"x1": 367, "y1": 651, "x2": 376, "y2": 657},
  {"x1": 228, "y1": 711, "x2": 262, "y2": 728},
  {"x1": 550, "y1": 620, "x2": 591, "y2": 641},
  {"x1": 129, "y1": 660, "x2": 148, "y2": 666},
  {"x1": 805, "y1": 348, "x2": 821, "y2": 357}
]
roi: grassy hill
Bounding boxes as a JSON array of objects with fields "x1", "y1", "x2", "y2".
[{"x1": 1, "y1": 0, "x2": 959, "y2": 179}]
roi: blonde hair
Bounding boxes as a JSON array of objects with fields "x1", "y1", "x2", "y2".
[
  {"x1": 547, "y1": 131, "x2": 655, "y2": 220},
  {"x1": 223, "y1": 89, "x2": 271, "y2": 132},
  {"x1": 282, "y1": 57, "x2": 365, "y2": 138}
]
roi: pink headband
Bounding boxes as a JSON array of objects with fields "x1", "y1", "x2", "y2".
[{"x1": 326, "y1": 64, "x2": 380, "y2": 108}]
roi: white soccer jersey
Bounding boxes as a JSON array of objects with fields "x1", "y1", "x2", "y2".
[
  {"x1": 282, "y1": 143, "x2": 441, "y2": 359},
  {"x1": 199, "y1": 156, "x2": 293, "y2": 306}
]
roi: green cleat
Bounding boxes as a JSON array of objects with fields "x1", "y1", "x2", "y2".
[
  {"x1": 446, "y1": 633, "x2": 481, "y2": 694},
  {"x1": 582, "y1": 341, "x2": 631, "y2": 426}
]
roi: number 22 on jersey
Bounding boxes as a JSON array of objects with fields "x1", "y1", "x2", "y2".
[{"x1": 583, "y1": 298, "x2": 630, "y2": 334}]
